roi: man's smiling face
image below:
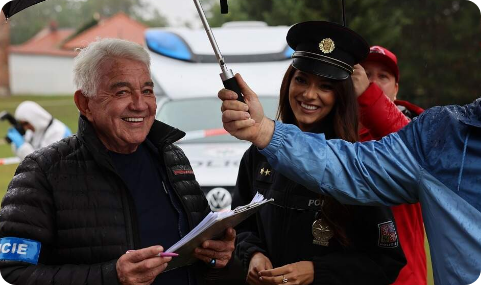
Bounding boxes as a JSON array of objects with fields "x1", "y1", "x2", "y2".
[{"x1": 84, "y1": 57, "x2": 156, "y2": 153}]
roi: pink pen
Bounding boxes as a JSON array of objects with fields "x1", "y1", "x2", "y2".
[{"x1": 159, "y1": 252, "x2": 179, "y2": 257}]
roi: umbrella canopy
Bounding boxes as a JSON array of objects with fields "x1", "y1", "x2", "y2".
[{"x1": 1, "y1": 0, "x2": 46, "y2": 18}]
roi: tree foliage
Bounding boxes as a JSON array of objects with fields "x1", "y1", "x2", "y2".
[
  {"x1": 8, "y1": 0, "x2": 168, "y2": 45},
  {"x1": 207, "y1": 0, "x2": 481, "y2": 107}
]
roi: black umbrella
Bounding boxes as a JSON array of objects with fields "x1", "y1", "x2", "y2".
[{"x1": 1, "y1": 0, "x2": 46, "y2": 18}]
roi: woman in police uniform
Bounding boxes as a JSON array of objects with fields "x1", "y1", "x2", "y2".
[{"x1": 232, "y1": 21, "x2": 406, "y2": 285}]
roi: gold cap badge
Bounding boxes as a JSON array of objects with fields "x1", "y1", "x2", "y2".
[{"x1": 319, "y1": 38, "x2": 335, "y2": 54}]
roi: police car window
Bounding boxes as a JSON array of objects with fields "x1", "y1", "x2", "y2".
[{"x1": 157, "y1": 97, "x2": 279, "y2": 143}]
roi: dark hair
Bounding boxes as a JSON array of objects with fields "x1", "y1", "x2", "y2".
[
  {"x1": 276, "y1": 65, "x2": 359, "y2": 142},
  {"x1": 276, "y1": 65, "x2": 359, "y2": 247}
]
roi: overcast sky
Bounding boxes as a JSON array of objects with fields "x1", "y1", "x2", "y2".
[{"x1": 145, "y1": 0, "x2": 202, "y2": 27}]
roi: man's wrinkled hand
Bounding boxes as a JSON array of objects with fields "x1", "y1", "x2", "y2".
[
  {"x1": 247, "y1": 252, "x2": 273, "y2": 285},
  {"x1": 193, "y1": 227, "x2": 236, "y2": 268},
  {"x1": 116, "y1": 246, "x2": 172, "y2": 285},
  {"x1": 218, "y1": 74, "x2": 274, "y2": 149}
]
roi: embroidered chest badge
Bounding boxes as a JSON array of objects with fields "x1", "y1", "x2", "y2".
[
  {"x1": 312, "y1": 199, "x2": 334, "y2": 246},
  {"x1": 378, "y1": 221, "x2": 399, "y2": 248}
]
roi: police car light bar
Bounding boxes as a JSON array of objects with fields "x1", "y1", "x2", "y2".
[
  {"x1": 145, "y1": 30, "x2": 193, "y2": 62},
  {"x1": 284, "y1": 46, "x2": 295, "y2": 58}
]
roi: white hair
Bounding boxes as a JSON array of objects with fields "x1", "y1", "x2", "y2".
[{"x1": 73, "y1": 38, "x2": 151, "y2": 97}]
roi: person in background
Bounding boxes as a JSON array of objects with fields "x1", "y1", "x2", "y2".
[
  {"x1": 6, "y1": 101, "x2": 72, "y2": 160},
  {"x1": 233, "y1": 21, "x2": 406, "y2": 285},
  {"x1": 351, "y1": 46, "x2": 427, "y2": 285},
  {"x1": 0, "y1": 38, "x2": 238, "y2": 285}
]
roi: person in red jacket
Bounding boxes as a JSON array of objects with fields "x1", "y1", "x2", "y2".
[{"x1": 352, "y1": 46, "x2": 427, "y2": 285}]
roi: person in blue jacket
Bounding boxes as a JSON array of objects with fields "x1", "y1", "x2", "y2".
[{"x1": 218, "y1": 73, "x2": 481, "y2": 284}]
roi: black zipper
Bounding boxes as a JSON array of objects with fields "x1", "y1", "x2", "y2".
[
  {"x1": 114, "y1": 164, "x2": 139, "y2": 250},
  {"x1": 99, "y1": 158, "x2": 138, "y2": 250}
]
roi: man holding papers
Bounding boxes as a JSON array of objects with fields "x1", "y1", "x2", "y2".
[{"x1": 0, "y1": 39, "x2": 239, "y2": 285}]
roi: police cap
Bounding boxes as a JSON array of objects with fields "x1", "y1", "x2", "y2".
[{"x1": 287, "y1": 21, "x2": 369, "y2": 80}]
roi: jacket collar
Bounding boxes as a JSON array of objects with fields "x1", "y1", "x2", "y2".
[
  {"x1": 77, "y1": 115, "x2": 185, "y2": 169},
  {"x1": 458, "y1": 98, "x2": 481, "y2": 128},
  {"x1": 147, "y1": 119, "x2": 185, "y2": 148}
]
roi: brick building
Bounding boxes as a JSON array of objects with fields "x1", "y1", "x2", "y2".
[{"x1": 9, "y1": 13, "x2": 147, "y2": 95}]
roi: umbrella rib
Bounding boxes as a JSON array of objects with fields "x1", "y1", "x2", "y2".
[
  {"x1": 4, "y1": 0, "x2": 19, "y2": 18},
  {"x1": 11, "y1": 0, "x2": 22, "y2": 17},
  {"x1": 6, "y1": 0, "x2": 45, "y2": 18}
]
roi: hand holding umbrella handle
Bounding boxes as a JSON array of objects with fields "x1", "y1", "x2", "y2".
[{"x1": 223, "y1": 77, "x2": 245, "y2": 103}]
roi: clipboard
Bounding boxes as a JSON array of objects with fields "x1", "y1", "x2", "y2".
[{"x1": 164, "y1": 194, "x2": 273, "y2": 271}]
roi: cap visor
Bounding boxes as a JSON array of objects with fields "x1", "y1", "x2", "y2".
[
  {"x1": 292, "y1": 58, "x2": 349, "y2": 80},
  {"x1": 364, "y1": 53, "x2": 399, "y2": 81}
]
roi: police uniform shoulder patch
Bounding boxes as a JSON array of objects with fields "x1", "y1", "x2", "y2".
[
  {"x1": 0, "y1": 237, "x2": 41, "y2": 264},
  {"x1": 378, "y1": 221, "x2": 399, "y2": 248}
]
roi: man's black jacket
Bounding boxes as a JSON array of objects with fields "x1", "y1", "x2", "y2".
[{"x1": 0, "y1": 115, "x2": 237, "y2": 285}]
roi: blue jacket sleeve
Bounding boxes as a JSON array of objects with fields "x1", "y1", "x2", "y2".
[{"x1": 259, "y1": 121, "x2": 421, "y2": 206}]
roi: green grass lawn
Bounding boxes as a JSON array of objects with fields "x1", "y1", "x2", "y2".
[{"x1": 0, "y1": 95, "x2": 434, "y2": 284}]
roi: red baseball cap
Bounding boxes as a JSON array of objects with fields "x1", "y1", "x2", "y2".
[{"x1": 363, "y1": 45, "x2": 399, "y2": 82}]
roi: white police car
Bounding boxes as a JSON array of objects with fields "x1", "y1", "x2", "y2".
[{"x1": 145, "y1": 22, "x2": 292, "y2": 211}]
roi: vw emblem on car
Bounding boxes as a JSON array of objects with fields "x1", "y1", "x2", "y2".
[{"x1": 206, "y1": 188, "x2": 232, "y2": 211}]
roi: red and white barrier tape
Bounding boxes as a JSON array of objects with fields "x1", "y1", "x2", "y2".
[
  {"x1": 0, "y1": 157, "x2": 21, "y2": 166},
  {"x1": 180, "y1": 128, "x2": 228, "y2": 142}
]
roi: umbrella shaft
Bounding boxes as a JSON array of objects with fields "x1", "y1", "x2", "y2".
[{"x1": 192, "y1": 0, "x2": 228, "y2": 73}]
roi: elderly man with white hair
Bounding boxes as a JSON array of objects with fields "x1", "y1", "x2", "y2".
[
  {"x1": 0, "y1": 38, "x2": 239, "y2": 285},
  {"x1": 6, "y1": 101, "x2": 71, "y2": 159}
]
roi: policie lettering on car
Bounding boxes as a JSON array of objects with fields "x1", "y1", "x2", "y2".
[{"x1": 0, "y1": 237, "x2": 41, "y2": 264}]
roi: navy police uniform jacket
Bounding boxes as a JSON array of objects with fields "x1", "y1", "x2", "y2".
[{"x1": 233, "y1": 145, "x2": 406, "y2": 285}]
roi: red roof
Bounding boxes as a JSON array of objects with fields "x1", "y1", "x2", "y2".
[
  {"x1": 62, "y1": 13, "x2": 147, "y2": 50},
  {"x1": 9, "y1": 27, "x2": 77, "y2": 57},
  {"x1": 9, "y1": 13, "x2": 147, "y2": 57}
]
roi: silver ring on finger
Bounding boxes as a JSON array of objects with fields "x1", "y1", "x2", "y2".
[
  {"x1": 282, "y1": 275, "x2": 288, "y2": 284},
  {"x1": 208, "y1": 258, "x2": 216, "y2": 268}
]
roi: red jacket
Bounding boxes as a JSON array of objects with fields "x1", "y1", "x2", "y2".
[{"x1": 358, "y1": 83, "x2": 427, "y2": 285}]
